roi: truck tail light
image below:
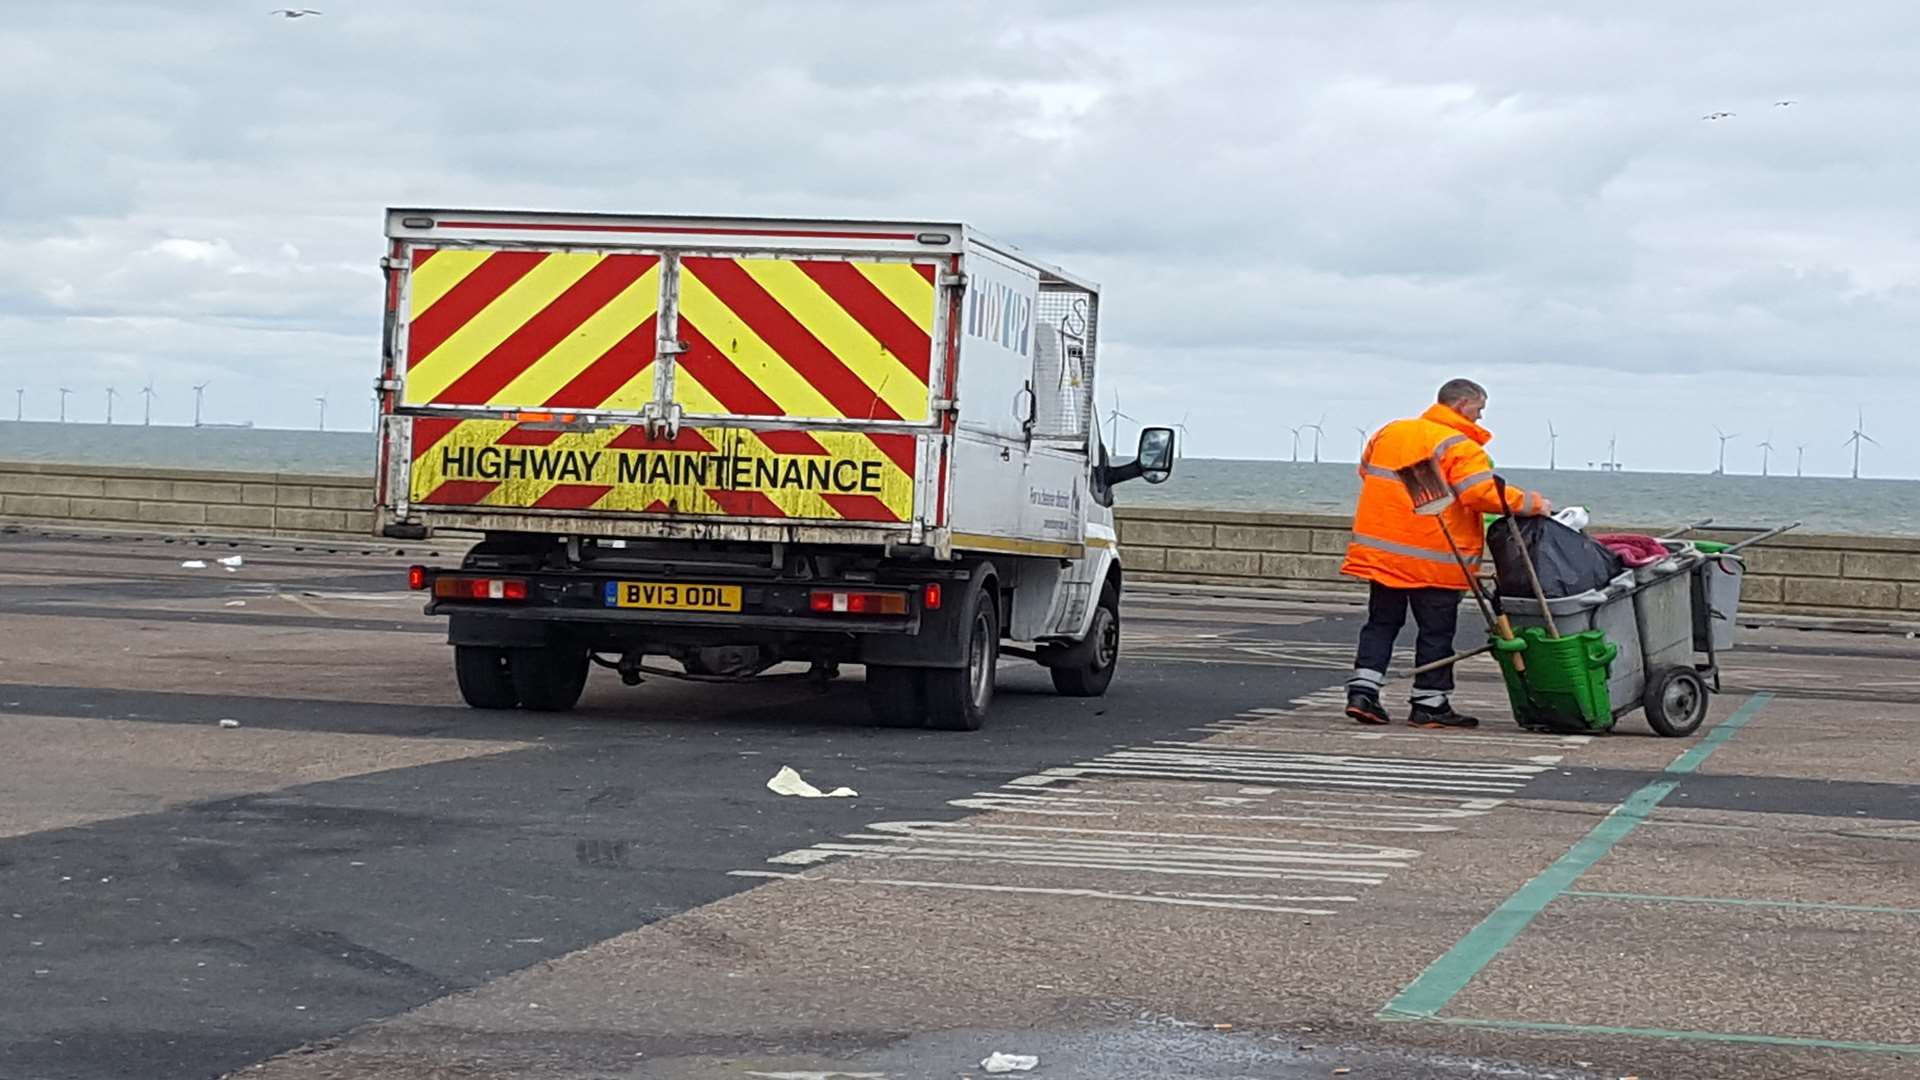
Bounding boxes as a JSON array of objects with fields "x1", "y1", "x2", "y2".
[
  {"x1": 433, "y1": 576, "x2": 529, "y2": 601},
  {"x1": 809, "y1": 590, "x2": 909, "y2": 616},
  {"x1": 407, "y1": 565, "x2": 427, "y2": 591},
  {"x1": 923, "y1": 583, "x2": 942, "y2": 610}
]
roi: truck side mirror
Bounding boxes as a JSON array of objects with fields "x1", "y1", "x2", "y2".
[
  {"x1": 1104, "y1": 426, "x2": 1177, "y2": 487},
  {"x1": 1136, "y1": 427, "x2": 1175, "y2": 484}
]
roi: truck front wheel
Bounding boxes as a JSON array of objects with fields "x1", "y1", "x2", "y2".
[
  {"x1": 924, "y1": 583, "x2": 998, "y2": 731},
  {"x1": 454, "y1": 646, "x2": 519, "y2": 710},
  {"x1": 509, "y1": 643, "x2": 590, "y2": 713},
  {"x1": 1050, "y1": 582, "x2": 1121, "y2": 698}
]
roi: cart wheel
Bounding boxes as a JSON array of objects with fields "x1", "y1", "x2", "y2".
[{"x1": 1643, "y1": 666, "x2": 1709, "y2": 737}]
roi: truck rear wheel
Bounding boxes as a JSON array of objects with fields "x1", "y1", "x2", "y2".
[
  {"x1": 924, "y1": 584, "x2": 998, "y2": 732},
  {"x1": 865, "y1": 665, "x2": 925, "y2": 728},
  {"x1": 1050, "y1": 582, "x2": 1120, "y2": 697},
  {"x1": 454, "y1": 646, "x2": 520, "y2": 710},
  {"x1": 509, "y1": 643, "x2": 590, "y2": 713}
]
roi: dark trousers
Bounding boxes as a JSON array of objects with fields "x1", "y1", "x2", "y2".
[{"x1": 1348, "y1": 582, "x2": 1461, "y2": 706}]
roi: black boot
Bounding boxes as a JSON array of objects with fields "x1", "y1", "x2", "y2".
[
  {"x1": 1409, "y1": 703, "x2": 1480, "y2": 730},
  {"x1": 1346, "y1": 688, "x2": 1391, "y2": 725}
]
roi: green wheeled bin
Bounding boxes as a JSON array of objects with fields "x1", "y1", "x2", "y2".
[{"x1": 1492, "y1": 627, "x2": 1619, "y2": 734}]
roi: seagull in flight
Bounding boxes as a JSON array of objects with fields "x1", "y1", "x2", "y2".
[
  {"x1": 1774, "y1": 99, "x2": 1798, "y2": 107},
  {"x1": 270, "y1": 8, "x2": 323, "y2": 17},
  {"x1": 1701, "y1": 111, "x2": 1736, "y2": 121}
]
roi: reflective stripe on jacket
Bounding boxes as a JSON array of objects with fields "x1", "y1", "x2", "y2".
[{"x1": 1340, "y1": 403, "x2": 1543, "y2": 591}]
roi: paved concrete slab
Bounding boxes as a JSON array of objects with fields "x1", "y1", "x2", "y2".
[
  {"x1": 0, "y1": 713, "x2": 523, "y2": 836},
  {"x1": 2, "y1": 532, "x2": 1918, "y2": 1079},
  {"x1": 1451, "y1": 897, "x2": 1920, "y2": 1053}
]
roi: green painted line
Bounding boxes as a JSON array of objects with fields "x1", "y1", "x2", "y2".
[
  {"x1": 1664, "y1": 691, "x2": 1768, "y2": 774},
  {"x1": 1388, "y1": 1014, "x2": 1920, "y2": 1056},
  {"x1": 1379, "y1": 780, "x2": 1675, "y2": 1017},
  {"x1": 1565, "y1": 890, "x2": 1920, "y2": 916},
  {"x1": 1379, "y1": 694, "x2": 1773, "y2": 1020}
]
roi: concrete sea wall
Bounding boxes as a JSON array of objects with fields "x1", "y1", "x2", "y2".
[{"x1": 4, "y1": 461, "x2": 1917, "y2": 620}]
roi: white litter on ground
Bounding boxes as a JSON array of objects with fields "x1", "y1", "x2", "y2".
[
  {"x1": 218, "y1": 719, "x2": 241, "y2": 729},
  {"x1": 218, "y1": 555, "x2": 244, "y2": 568},
  {"x1": 981, "y1": 1052, "x2": 1038, "y2": 1074},
  {"x1": 766, "y1": 765, "x2": 857, "y2": 798},
  {"x1": 224, "y1": 600, "x2": 247, "y2": 607},
  {"x1": 181, "y1": 560, "x2": 207, "y2": 569}
]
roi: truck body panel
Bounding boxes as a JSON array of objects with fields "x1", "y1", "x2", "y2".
[
  {"x1": 379, "y1": 210, "x2": 1105, "y2": 560},
  {"x1": 378, "y1": 210, "x2": 1165, "y2": 726}
]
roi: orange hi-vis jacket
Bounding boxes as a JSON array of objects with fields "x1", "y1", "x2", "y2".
[{"x1": 1340, "y1": 403, "x2": 1545, "y2": 591}]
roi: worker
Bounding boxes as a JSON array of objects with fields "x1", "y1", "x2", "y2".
[{"x1": 1341, "y1": 379, "x2": 1553, "y2": 729}]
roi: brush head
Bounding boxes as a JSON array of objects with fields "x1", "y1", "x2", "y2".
[{"x1": 1396, "y1": 460, "x2": 1455, "y2": 516}]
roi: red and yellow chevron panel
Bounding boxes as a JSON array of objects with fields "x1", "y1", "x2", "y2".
[
  {"x1": 408, "y1": 418, "x2": 917, "y2": 523},
  {"x1": 675, "y1": 256, "x2": 936, "y2": 423},
  {"x1": 403, "y1": 248, "x2": 662, "y2": 410}
]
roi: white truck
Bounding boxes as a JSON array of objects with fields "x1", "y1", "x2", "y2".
[{"x1": 375, "y1": 209, "x2": 1174, "y2": 729}]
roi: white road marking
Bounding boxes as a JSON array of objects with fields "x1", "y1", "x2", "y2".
[
  {"x1": 998, "y1": 743, "x2": 1550, "y2": 796},
  {"x1": 766, "y1": 820, "x2": 1413, "y2": 886},
  {"x1": 728, "y1": 871, "x2": 1348, "y2": 916},
  {"x1": 276, "y1": 592, "x2": 331, "y2": 617},
  {"x1": 738, "y1": 699, "x2": 1556, "y2": 920},
  {"x1": 948, "y1": 788, "x2": 1507, "y2": 834}
]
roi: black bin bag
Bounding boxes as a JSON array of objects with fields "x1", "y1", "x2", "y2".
[{"x1": 1486, "y1": 516, "x2": 1623, "y2": 599}]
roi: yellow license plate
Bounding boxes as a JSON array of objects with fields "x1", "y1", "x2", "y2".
[{"x1": 606, "y1": 581, "x2": 742, "y2": 612}]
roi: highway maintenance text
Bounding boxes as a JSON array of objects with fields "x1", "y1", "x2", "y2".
[{"x1": 436, "y1": 444, "x2": 887, "y2": 494}]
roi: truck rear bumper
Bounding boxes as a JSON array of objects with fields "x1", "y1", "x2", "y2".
[
  {"x1": 435, "y1": 602, "x2": 918, "y2": 637},
  {"x1": 417, "y1": 562, "x2": 984, "y2": 667}
]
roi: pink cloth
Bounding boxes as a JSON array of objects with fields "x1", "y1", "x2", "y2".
[{"x1": 1594, "y1": 533, "x2": 1669, "y2": 567}]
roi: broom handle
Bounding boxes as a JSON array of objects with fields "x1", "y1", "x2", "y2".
[
  {"x1": 1409, "y1": 643, "x2": 1494, "y2": 677},
  {"x1": 1437, "y1": 516, "x2": 1525, "y2": 672},
  {"x1": 1723, "y1": 521, "x2": 1803, "y2": 555}
]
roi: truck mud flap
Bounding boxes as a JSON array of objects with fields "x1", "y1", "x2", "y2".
[{"x1": 448, "y1": 613, "x2": 553, "y2": 649}]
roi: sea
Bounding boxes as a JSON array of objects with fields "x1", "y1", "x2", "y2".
[{"x1": 4, "y1": 421, "x2": 1915, "y2": 536}]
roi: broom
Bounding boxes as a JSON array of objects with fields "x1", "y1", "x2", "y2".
[{"x1": 1395, "y1": 459, "x2": 1525, "y2": 673}]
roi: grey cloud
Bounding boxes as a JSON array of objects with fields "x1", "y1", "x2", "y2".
[{"x1": 0, "y1": 1, "x2": 1915, "y2": 472}]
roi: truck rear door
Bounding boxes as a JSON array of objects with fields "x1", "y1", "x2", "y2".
[{"x1": 380, "y1": 212, "x2": 953, "y2": 538}]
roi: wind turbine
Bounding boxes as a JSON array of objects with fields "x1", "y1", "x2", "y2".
[
  {"x1": 141, "y1": 380, "x2": 157, "y2": 426},
  {"x1": 1757, "y1": 434, "x2": 1774, "y2": 478},
  {"x1": 12, "y1": 388, "x2": 21, "y2": 422},
  {"x1": 1287, "y1": 426, "x2": 1302, "y2": 464},
  {"x1": 1795, "y1": 442, "x2": 1808, "y2": 478},
  {"x1": 57, "y1": 387, "x2": 72, "y2": 423},
  {"x1": 315, "y1": 394, "x2": 327, "y2": 432},
  {"x1": 1606, "y1": 432, "x2": 1620, "y2": 472},
  {"x1": 105, "y1": 387, "x2": 118, "y2": 425},
  {"x1": 1844, "y1": 409, "x2": 1877, "y2": 480},
  {"x1": 1103, "y1": 389, "x2": 1133, "y2": 448},
  {"x1": 192, "y1": 381, "x2": 210, "y2": 428},
  {"x1": 1353, "y1": 425, "x2": 1369, "y2": 460},
  {"x1": 1305, "y1": 413, "x2": 1326, "y2": 464},
  {"x1": 1713, "y1": 426, "x2": 1738, "y2": 475},
  {"x1": 1173, "y1": 411, "x2": 1190, "y2": 459},
  {"x1": 1547, "y1": 420, "x2": 1559, "y2": 471}
]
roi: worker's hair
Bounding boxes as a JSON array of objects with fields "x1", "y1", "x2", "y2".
[{"x1": 1437, "y1": 378, "x2": 1487, "y2": 408}]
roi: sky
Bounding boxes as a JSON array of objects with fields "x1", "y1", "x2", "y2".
[{"x1": 2, "y1": 1, "x2": 1917, "y2": 478}]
